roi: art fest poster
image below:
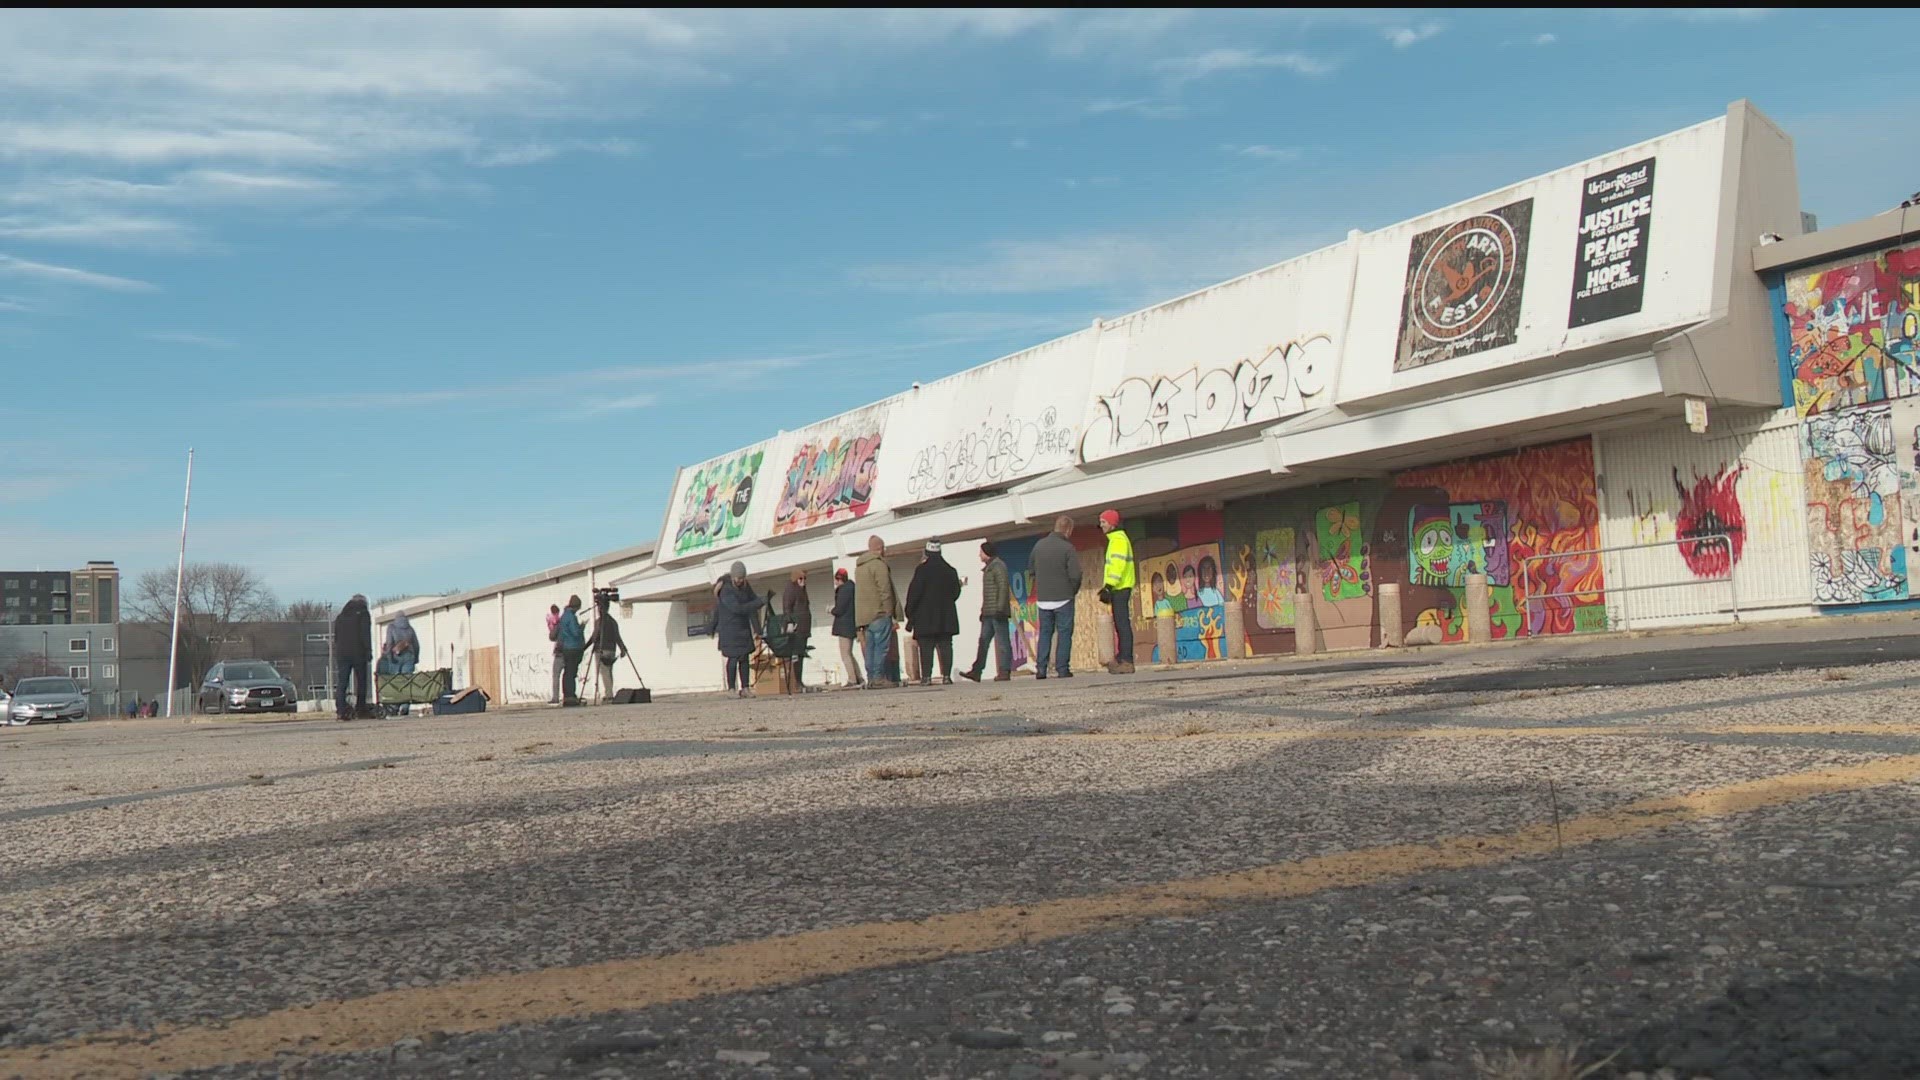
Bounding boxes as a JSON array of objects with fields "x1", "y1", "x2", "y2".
[
  {"x1": 1568, "y1": 156, "x2": 1656, "y2": 328},
  {"x1": 1394, "y1": 198, "x2": 1534, "y2": 372}
]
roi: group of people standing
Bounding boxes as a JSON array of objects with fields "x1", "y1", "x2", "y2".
[
  {"x1": 716, "y1": 507, "x2": 1140, "y2": 694},
  {"x1": 547, "y1": 594, "x2": 629, "y2": 707}
]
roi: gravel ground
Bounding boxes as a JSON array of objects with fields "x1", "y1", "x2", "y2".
[{"x1": 2, "y1": 631, "x2": 1919, "y2": 1079}]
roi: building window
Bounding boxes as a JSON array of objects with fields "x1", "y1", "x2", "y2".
[
  {"x1": 272, "y1": 660, "x2": 293, "y2": 672},
  {"x1": 3, "y1": 597, "x2": 15, "y2": 609},
  {"x1": 27, "y1": 596, "x2": 37, "y2": 608},
  {"x1": 68, "y1": 665, "x2": 88, "y2": 680},
  {"x1": 3, "y1": 579, "x2": 15, "y2": 589},
  {"x1": 51, "y1": 598, "x2": 66, "y2": 612},
  {"x1": 101, "y1": 637, "x2": 114, "y2": 653},
  {"x1": 69, "y1": 638, "x2": 87, "y2": 653},
  {"x1": 101, "y1": 664, "x2": 116, "y2": 679}
]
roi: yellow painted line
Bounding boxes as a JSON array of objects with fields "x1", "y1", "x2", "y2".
[{"x1": 9, "y1": 753, "x2": 1920, "y2": 1079}]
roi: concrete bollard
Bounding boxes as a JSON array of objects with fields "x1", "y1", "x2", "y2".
[
  {"x1": 1379, "y1": 583, "x2": 1404, "y2": 648},
  {"x1": 1294, "y1": 593, "x2": 1320, "y2": 656},
  {"x1": 1224, "y1": 600, "x2": 1246, "y2": 659},
  {"x1": 1465, "y1": 573, "x2": 1492, "y2": 643},
  {"x1": 1155, "y1": 612, "x2": 1178, "y2": 666}
]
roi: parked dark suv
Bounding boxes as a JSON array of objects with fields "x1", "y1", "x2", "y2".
[{"x1": 197, "y1": 661, "x2": 299, "y2": 714}]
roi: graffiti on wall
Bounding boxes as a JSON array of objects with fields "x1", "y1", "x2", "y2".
[
  {"x1": 1783, "y1": 247, "x2": 1920, "y2": 418},
  {"x1": 1408, "y1": 501, "x2": 1511, "y2": 588},
  {"x1": 1137, "y1": 543, "x2": 1227, "y2": 663},
  {"x1": 1801, "y1": 404, "x2": 1908, "y2": 604},
  {"x1": 771, "y1": 431, "x2": 882, "y2": 536},
  {"x1": 1394, "y1": 198, "x2": 1535, "y2": 372},
  {"x1": 1079, "y1": 334, "x2": 1333, "y2": 464},
  {"x1": 1396, "y1": 439, "x2": 1604, "y2": 641},
  {"x1": 1315, "y1": 502, "x2": 1373, "y2": 602},
  {"x1": 1671, "y1": 464, "x2": 1747, "y2": 578},
  {"x1": 672, "y1": 450, "x2": 764, "y2": 557},
  {"x1": 905, "y1": 407, "x2": 1075, "y2": 501}
]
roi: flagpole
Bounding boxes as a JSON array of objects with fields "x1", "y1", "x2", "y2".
[{"x1": 164, "y1": 448, "x2": 194, "y2": 719}]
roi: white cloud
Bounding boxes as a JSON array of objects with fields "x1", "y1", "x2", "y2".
[
  {"x1": 4, "y1": 170, "x2": 346, "y2": 206},
  {"x1": 0, "y1": 211, "x2": 203, "y2": 251},
  {"x1": 141, "y1": 330, "x2": 234, "y2": 348},
  {"x1": 1151, "y1": 49, "x2": 1336, "y2": 82},
  {"x1": 1085, "y1": 96, "x2": 1187, "y2": 120},
  {"x1": 467, "y1": 137, "x2": 639, "y2": 168},
  {"x1": 0, "y1": 253, "x2": 154, "y2": 291},
  {"x1": 266, "y1": 356, "x2": 812, "y2": 410},
  {"x1": 1229, "y1": 144, "x2": 1303, "y2": 162},
  {"x1": 584, "y1": 392, "x2": 662, "y2": 414},
  {"x1": 1599, "y1": 8, "x2": 1771, "y2": 21},
  {"x1": 1533, "y1": 32, "x2": 1558, "y2": 45},
  {"x1": 0, "y1": 296, "x2": 32, "y2": 312},
  {"x1": 1383, "y1": 23, "x2": 1442, "y2": 48}
]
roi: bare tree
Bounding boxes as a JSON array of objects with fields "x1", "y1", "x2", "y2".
[
  {"x1": 125, "y1": 563, "x2": 281, "y2": 690},
  {"x1": 0, "y1": 653, "x2": 61, "y2": 686},
  {"x1": 283, "y1": 600, "x2": 333, "y2": 623}
]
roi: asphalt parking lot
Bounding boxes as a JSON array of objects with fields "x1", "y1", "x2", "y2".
[{"x1": 4, "y1": 618, "x2": 1920, "y2": 1079}]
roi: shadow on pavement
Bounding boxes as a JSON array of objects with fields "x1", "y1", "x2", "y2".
[{"x1": 1597, "y1": 965, "x2": 1920, "y2": 1079}]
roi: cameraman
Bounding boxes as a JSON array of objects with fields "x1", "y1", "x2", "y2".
[{"x1": 585, "y1": 590, "x2": 628, "y2": 704}]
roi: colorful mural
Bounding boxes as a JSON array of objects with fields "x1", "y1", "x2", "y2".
[
  {"x1": 1801, "y1": 404, "x2": 1908, "y2": 604},
  {"x1": 771, "y1": 431, "x2": 882, "y2": 537},
  {"x1": 1395, "y1": 439, "x2": 1605, "y2": 642},
  {"x1": 1137, "y1": 543, "x2": 1227, "y2": 663},
  {"x1": 1250, "y1": 527, "x2": 1298, "y2": 630},
  {"x1": 1408, "y1": 501, "x2": 1510, "y2": 588},
  {"x1": 671, "y1": 449, "x2": 764, "y2": 558},
  {"x1": 1315, "y1": 502, "x2": 1372, "y2": 602},
  {"x1": 996, "y1": 537, "x2": 1042, "y2": 672},
  {"x1": 1782, "y1": 247, "x2": 1920, "y2": 418}
]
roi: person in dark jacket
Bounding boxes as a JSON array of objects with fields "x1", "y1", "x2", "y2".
[
  {"x1": 904, "y1": 540, "x2": 962, "y2": 686},
  {"x1": 715, "y1": 561, "x2": 768, "y2": 698},
  {"x1": 332, "y1": 594, "x2": 373, "y2": 721},
  {"x1": 829, "y1": 567, "x2": 863, "y2": 687},
  {"x1": 959, "y1": 541, "x2": 1013, "y2": 683},
  {"x1": 556, "y1": 595, "x2": 587, "y2": 706},
  {"x1": 585, "y1": 597, "x2": 628, "y2": 704},
  {"x1": 781, "y1": 568, "x2": 816, "y2": 693},
  {"x1": 1031, "y1": 515, "x2": 1083, "y2": 679}
]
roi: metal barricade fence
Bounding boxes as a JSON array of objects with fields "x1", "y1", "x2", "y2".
[{"x1": 1520, "y1": 534, "x2": 1738, "y2": 633}]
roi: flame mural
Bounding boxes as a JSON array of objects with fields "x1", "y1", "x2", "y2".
[{"x1": 1672, "y1": 464, "x2": 1747, "y2": 578}]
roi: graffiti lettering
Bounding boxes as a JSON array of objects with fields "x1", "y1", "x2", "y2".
[
  {"x1": 772, "y1": 431, "x2": 882, "y2": 536},
  {"x1": 905, "y1": 407, "x2": 1076, "y2": 500},
  {"x1": 1078, "y1": 334, "x2": 1334, "y2": 464}
]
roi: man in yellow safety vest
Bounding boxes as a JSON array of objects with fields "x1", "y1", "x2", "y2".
[{"x1": 1098, "y1": 509, "x2": 1137, "y2": 674}]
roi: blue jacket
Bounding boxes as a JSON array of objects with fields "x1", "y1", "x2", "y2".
[{"x1": 556, "y1": 607, "x2": 586, "y2": 651}]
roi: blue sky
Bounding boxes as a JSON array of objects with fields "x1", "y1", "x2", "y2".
[{"x1": 0, "y1": 8, "x2": 1911, "y2": 610}]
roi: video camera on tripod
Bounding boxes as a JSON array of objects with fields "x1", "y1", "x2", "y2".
[{"x1": 591, "y1": 586, "x2": 620, "y2": 610}]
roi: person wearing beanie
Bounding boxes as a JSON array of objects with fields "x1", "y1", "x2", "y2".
[
  {"x1": 715, "y1": 563, "x2": 768, "y2": 697},
  {"x1": 1099, "y1": 509, "x2": 1137, "y2": 674},
  {"x1": 828, "y1": 566, "x2": 863, "y2": 687},
  {"x1": 905, "y1": 538, "x2": 961, "y2": 685},
  {"x1": 959, "y1": 540, "x2": 1013, "y2": 683}
]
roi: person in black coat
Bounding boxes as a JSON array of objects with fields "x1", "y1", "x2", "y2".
[
  {"x1": 331, "y1": 594, "x2": 373, "y2": 721},
  {"x1": 904, "y1": 540, "x2": 962, "y2": 686},
  {"x1": 714, "y1": 561, "x2": 768, "y2": 698},
  {"x1": 829, "y1": 567, "x2": 862, "y2": 687}
]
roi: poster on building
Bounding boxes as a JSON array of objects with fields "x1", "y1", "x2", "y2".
[
  {"x1": 1393, "y1": 198, "x2": 1534, "y2": 372},
  {"x1": 665, "y1": 447, "x2": 766, "y2": 559},
  {"x1": 1568, "y1": 157, "x2": 1657, "y2": 328},
  {"x1": 771, "y1": 427, "x2": 884, "y2": 537}
]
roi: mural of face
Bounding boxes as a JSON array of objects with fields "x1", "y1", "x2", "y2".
[
  {"x1": 1198, "y1": 556, "x2": 1219, "y2": 593},
  {"x1": 1151, "y1": 572, "x2": 1166, "y2": 602},
  {"x1": 1412, "y1": 513, "x2": 1457, "y2": 584},
  {"x1": 1181, "y1": 564, "x2": 1199, "y2": 603},
  {"x1": 1673, "y1": 464, "x2": 1747, "y2": 578}
]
